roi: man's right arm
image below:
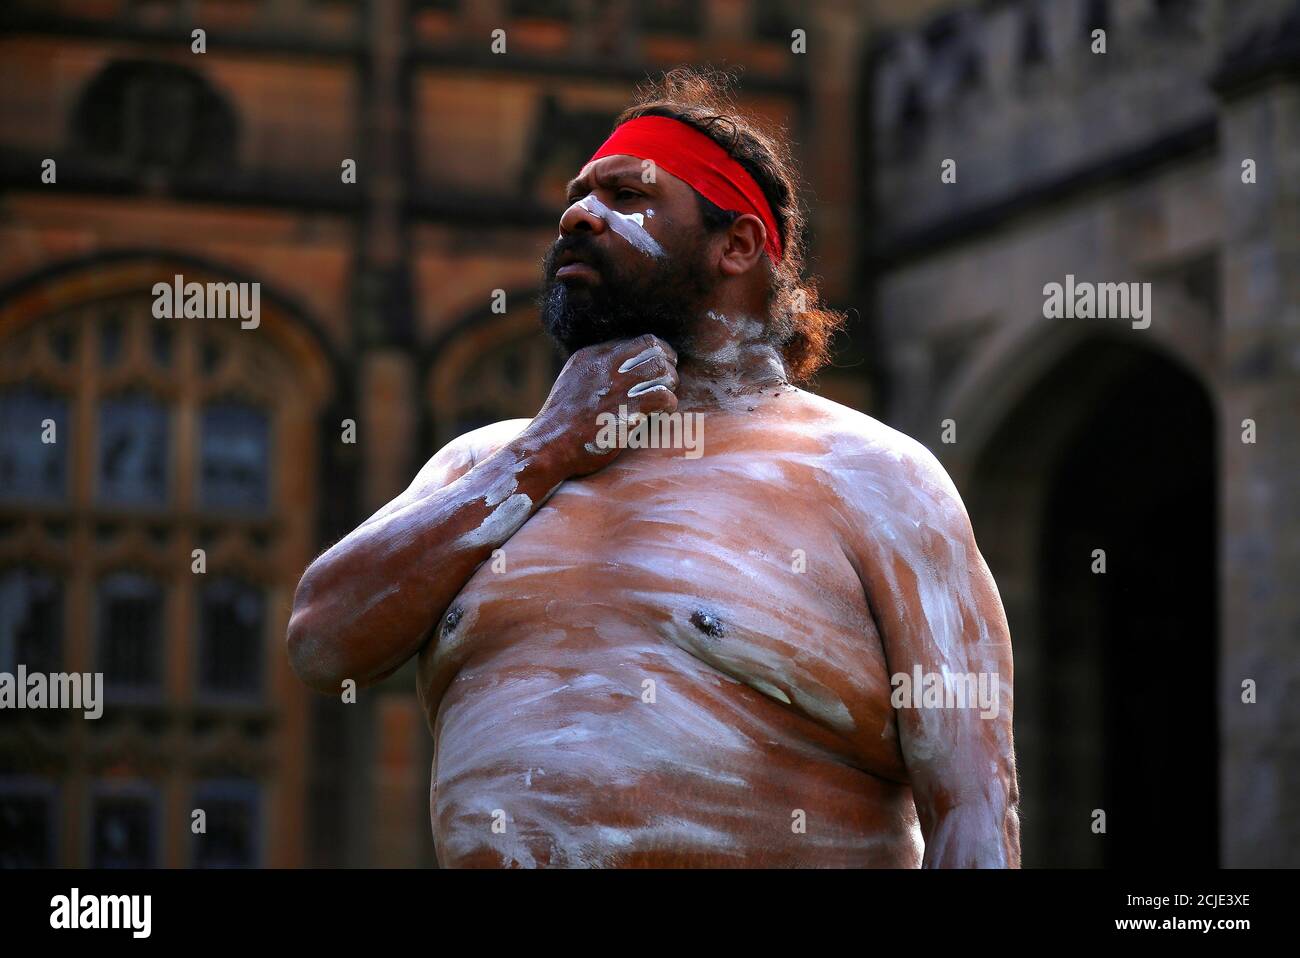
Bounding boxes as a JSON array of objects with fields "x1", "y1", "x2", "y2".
[
  {"x1": 286, "y1": 423, "x2": 567, "y2": 692},
  {"x1": 285, "y1": 334, "x2": 680, "y2": 694}
]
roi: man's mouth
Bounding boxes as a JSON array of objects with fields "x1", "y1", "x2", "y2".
[{"x1": 555, "y1": 261, "x2": 600, "y2": 282}]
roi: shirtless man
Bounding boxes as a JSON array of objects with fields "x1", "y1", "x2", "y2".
[{"x1": 287, "y1": 70, "x2": 1020, "y2": 868}]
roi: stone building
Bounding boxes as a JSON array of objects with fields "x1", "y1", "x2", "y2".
[
  {"x1": 0, "y1": 0, "x2": 1295, "y2": 867},
  {"x1": 869, "y1": 0, "x2": 1299, "y2": 867}
]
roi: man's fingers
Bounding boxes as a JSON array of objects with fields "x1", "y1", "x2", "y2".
[
  {"x1": 616, "y1": 337, "x2": 677, "y2": 373},
  {"x1": 626, "y1": 354, "x2": 678, "y2": 395},
  {"x1": 635, "y1": 387, "x2": 678, "y2": 415},
  {"x1": 627, "y1": 378, "x2": 673, "y2": 398},
  {"x1": 617, "y1": 348, "x2": 657, "y2": 374}
]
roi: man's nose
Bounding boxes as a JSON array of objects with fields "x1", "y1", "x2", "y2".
[{"x1": 558, "y1": 195, "x2": 608, "y2": 240}]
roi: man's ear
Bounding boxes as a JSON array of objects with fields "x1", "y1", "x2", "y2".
[{"x1": 717, "y1": 213, "x2": 767, "y2": 277}]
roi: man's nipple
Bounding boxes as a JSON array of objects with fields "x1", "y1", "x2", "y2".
[
  {"x1": 441, "y1": 604, "x2": 465, "y2": 640},
  {"x1": 690, "y1": 609, "x2": 727, "y2": 639}
]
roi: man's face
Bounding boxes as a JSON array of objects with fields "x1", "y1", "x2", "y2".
[{"x1": 539, "y1": 156, "x2": 716, "y2": 355}]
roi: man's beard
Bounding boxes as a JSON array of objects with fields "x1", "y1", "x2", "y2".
[{"x1": 538, "y1": 232, "x2": 714, "y2": 356}]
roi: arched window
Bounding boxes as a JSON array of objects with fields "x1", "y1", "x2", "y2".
[
  {"x1": 72, "y1": 60, "x2": 237, "y2": 178},
  {"x1": 0, "y1": 263, "x2": 332, "y2": 867}
]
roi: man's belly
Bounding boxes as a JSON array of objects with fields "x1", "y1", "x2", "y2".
[
  {"x1": 425, "y1": 634, "x2": 922, "y2": 867},
  {"x1": 416, "y1": 459, "x2": 919, "y2": 867}
]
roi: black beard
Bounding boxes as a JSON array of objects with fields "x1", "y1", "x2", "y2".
[{"x1": 537, "y1": 233, "x2": 714, "y2": 356}]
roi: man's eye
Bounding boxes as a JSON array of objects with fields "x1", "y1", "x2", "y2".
[{"x1": 616, "y1": 189, "x2": 641, "y2": 201}]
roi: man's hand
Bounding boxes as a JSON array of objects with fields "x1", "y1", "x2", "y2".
[
  {"x1": 524, "y1": 334, "x2": 679, "y2": 476},
  {"x1": 286, "y1": 335, "x2": 679, "y2": 694}
]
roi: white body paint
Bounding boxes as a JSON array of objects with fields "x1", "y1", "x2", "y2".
[
  {"x1": 577, "y1": 195, "x2": 665, "y2": 258},
  {"x1": 458, "y1": 492, "x2": 533, "y2": 548},
  {"x1": 417, "y1": 387, "x2": 1012, "y2": 867},
  {"x1": 482, "y1": 455, "x2": 525, "y2": 507}
]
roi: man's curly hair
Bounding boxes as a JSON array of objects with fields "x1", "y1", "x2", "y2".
[{"x1": 612, "y1": 66, "x2": 845, "y2": 384}]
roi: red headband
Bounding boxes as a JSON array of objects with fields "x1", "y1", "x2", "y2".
[{"x1": 587, "y1": 115, "x2": 783, "y2": 263}]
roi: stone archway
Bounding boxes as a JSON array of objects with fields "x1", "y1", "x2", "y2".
[{"x1": 964, "y1": 333, "x2": 1218, "y2": 867}]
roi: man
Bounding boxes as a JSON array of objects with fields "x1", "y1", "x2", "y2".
[{"x1": 288, "y1": 69, "x2": 1020, "y2": 867}]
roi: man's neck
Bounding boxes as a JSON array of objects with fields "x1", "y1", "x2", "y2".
[{"x1": 673, "y1": 309, "x2": 792, "y2": 411}]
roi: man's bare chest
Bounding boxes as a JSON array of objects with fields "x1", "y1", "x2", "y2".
[{"x1": 420, "y1": 448, "x2": 907, "y2": 777}]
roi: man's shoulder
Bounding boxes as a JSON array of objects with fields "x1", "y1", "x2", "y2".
[
  {"x1": 416, "y1": 418, "x2": 533, "y2": 484},
  {"x1": 791, "y1": 389, "x2": 966, "y2": 524},
  {"x1": 793, "y1": 390, "x2": 950, "y2": 482},
  {"x1": 452, "y1": 418, "x2": 534, "y2": 463}
]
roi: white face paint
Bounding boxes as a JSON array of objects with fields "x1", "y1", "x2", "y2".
[{"x1": 577, "y1": 195, "x2": 665, "y2": 258}]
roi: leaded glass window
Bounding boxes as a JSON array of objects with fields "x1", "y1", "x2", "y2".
[
  {"x1": 0, "y1": 780, "x2": 57, "y2": 868},
  {"x1": 198, "y1": 577, "x2": 264, "y2": 697},
  {"x1": 97, "y1": 571, "x2": 164, "y2": 694},
  {"x1": 97, "y1": 393, "x2": 169, "y2": 506},
  {"x1": 0, "y1": 568, "x2": 62, "y2": 674},
  {"x1": 91, "y1": 789, "x2": 157, "y2": 868},
  {"x1": 0, "y1": 388, "x2": 67, "y2": 502},
  {"x1": 199, "y1": 402, "x2": 269, "y2": 512},
  {"x1": 192, "y1": 780, "x2": 260, "y2": 868}
]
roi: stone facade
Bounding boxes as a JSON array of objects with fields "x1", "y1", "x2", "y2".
[{"x1": 870, "y1": 0, "x2": 1299, "y2": 866}]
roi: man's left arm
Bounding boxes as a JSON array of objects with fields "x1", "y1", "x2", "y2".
[{"x1": 849, "y1": 440, "x2": 1021, "y2": 868}]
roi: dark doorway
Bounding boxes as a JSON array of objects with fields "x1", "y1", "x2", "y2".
[
  {"x1": 970, "y1": 336, "x2": 1217, "y2": 866},
  {"x1": 1039, "y1": 341, "x2": 1217, "y2": 866}
]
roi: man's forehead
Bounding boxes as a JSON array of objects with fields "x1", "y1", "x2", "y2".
[{"x1": 565, "y1": 154, "x2": 684, "y2": 194}]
